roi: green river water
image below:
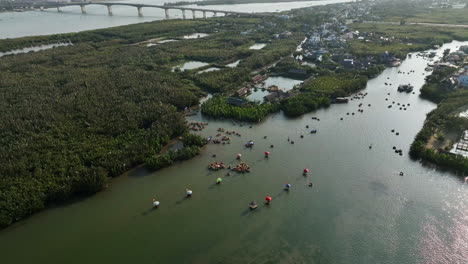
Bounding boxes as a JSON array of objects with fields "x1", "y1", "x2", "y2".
[{"x1": 0, "y1": 41, "x2": 467, "y2": 264}]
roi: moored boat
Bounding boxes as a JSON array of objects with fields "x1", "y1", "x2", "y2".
[{"x1": 397, "y1": 84, "x2": 414, "y2": 93}]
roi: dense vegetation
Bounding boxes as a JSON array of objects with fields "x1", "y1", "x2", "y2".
[
  {"x1": 271, "y1": 57, "x2": 311, "y2": 78},
  {"x1": 145, "y1": 133, "x2": 206, "y2": 170},
  {"x1": 419, "y1": 67, "x2": 458, "y2": 102},
  {"x1": 0, "y1": 52, "x2": 195, "y2": 227},
  {"x1": 367, "y1": 1, "x2": 468, "y2": 25},
  {"x1": 349, "y1": 23, "x2": 468, "y2": 58},
  {"x1": 201, "y1": 96, "x2": 280, "y2": 121},
  {"x1": 194, "y1": 68, "x2": 251, "y2": 92},
  {"x1": 301, "y1": 73, "x2": 368, "y2": 97},
  {"x1": 280, "y1": 73, "x2": 367, "y2": 117},
  {"x1": 281, "y1": 93, "x2": 330, "y2": 117}
]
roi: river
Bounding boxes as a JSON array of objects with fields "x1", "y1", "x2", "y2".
[
  {"x1": 0, "y1": 0, "x2": 352, "y2": 39},
  {"x1": 0, "y1": 40, "x2": 466, "y2": 264}
]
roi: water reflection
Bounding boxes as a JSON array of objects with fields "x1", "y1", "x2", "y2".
[{"x1": 248, "y1": 76, "x2": 302, "y2": 101}]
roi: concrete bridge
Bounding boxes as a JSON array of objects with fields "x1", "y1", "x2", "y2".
[{"x1": 17, "y1": 1, "x2": 254, "y2": 19}]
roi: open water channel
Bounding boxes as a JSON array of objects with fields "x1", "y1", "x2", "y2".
[{"x1": 0, "y1": 37, "x2": 466, "y2": 263}]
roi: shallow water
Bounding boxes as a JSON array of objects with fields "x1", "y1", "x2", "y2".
[
  {"x1": 226, "y1": 59, "x2": 241, "y2": 67},
  {"x1": 0, "y1": 40, "x2": 466, "y2": 264},
  {"x1": 183, "y1": 33, "x2": 210, "y2": 39},
  {"x1": 174, "y1": 60, "x2": 210, "y2": 71},
  {"x1": 0, "y1": 42, "x2": 72, "y2": 57},
  {"x1": 248, "y1": 76, "x2": 302, "y2": 101},
  {"x1": 265, "y1": 76, "x2": 302, "y2": 90},
  {"x1": 249, "y1": 43, "x2": 267, "y2": 50}
]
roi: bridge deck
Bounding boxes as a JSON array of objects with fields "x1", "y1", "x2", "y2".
[{"x1": 30, "y1": 2, "x2": 253, "y2": 15}]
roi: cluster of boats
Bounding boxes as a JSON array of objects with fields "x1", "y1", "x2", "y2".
[
  {"x1": 208, "y1": 160, "x2": 250, "y2": 173},
  {"x1": 207, "y1": 128, "x2": 244, "y2": 145},
  {"x1": 224, "y1": 130, "x2": 242, "y2": 136},
  {"x1": 208, "y1": 162, "x2": 227, "y2": 170},
  {"x1": 233, "y1": 162, "x2": 250, "y2": 173},
  {"x1": 189, "y1": 122, "x2": 208, "y2": 131},
  {"x1": 397, "y1": 84, "x2": 414, "y2": 93},
  {"x1": 392, "y1": 146, "x2": 404, "y2": 156},
  {"x1": 212, "y1": 138, "x2": 230, "y2": 144},
  {"x1": 397, "y1": 70, "x2": 415, "y2": 75},
  {"x1": 349, "y1": 92, "x2": 368, "y2": 102}
]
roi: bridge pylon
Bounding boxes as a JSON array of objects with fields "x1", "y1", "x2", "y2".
[{"x1": 181, "y1": 9, "x2": 186, "y2": 19}]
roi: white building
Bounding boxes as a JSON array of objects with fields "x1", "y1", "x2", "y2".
[
  {"x1": 459, "y1": 45, "x2": 468, "y2": 54},
  {"x1": 459, "y1": 71, "x2": 468, "y2": 87},
  {"x1": 342, "y1": 32, "x2": 354, "y2": 40},
  {"x1": 309, "y1": 34, "x2": 321, "y2": 44}
]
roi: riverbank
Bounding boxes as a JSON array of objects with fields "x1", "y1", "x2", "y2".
[{"x1": 409, "y1": 44, "x2": 468, "y2": 176}]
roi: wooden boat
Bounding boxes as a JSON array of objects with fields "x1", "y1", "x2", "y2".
[{"x1": 332, "y1": 97, "x2": 349, "y2": 103}]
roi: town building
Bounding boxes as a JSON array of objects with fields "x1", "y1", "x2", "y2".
[
  {"x1": 458, "y1": 71, "x2": 468, "y2": 87},
  {"x1": 235, "y1": 87, "x2": 251, "y2": 97}
]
